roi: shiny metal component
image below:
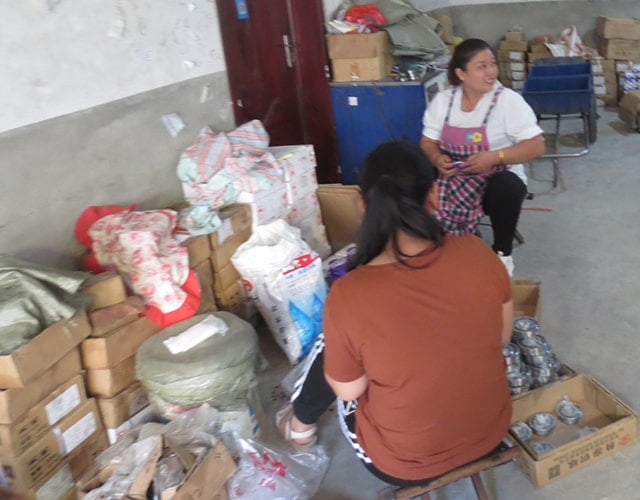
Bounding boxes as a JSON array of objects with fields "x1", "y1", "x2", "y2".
[
  {"x1": 511, "y1": 421, "x2": 533, "y2": 441},
  {"x1": 577, "y1": 426, "x2": 598, "y2": 438},
  {"x1": 513, "y1": 316, "x2": 540, "y2": 336},
  {"x1": 528, "y1": 412, "x2": 556, "y2": 436},
  {"x1": 503, "y1": 343, "x2": 520, "y2": 358},
  {"x1": 531, "y1": 441, "x2": 555, "y2": 455},
  {"x1": 556, "y1": 397, "x2": 583, "y2": 425}
]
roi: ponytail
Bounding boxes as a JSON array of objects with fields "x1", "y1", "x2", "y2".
[{"x1": 349, "y1": 141, "x2": 445, "y2": 269}]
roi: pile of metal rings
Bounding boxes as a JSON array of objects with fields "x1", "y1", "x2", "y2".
[{"x1": 503, "y1": 317, "x2": 561, "y2": 395}]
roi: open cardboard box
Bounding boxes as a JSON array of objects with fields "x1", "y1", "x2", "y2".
[
  {"x1": 78, "y1": 438, "x2": 236, "y2": 500},
  {"x1": 509, "y1": 374, "x2": 638, "y2": 486}
]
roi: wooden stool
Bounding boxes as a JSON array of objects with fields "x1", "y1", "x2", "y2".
[{"x1": 379, "y1": 444, "x2": 521, "y2": 500}]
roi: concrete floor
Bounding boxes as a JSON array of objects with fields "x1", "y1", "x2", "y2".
[{"x1": 251, "y1": 106, "x2": 640, "y2": 499}]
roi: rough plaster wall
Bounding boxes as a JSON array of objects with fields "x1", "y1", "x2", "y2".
[
  {"x1": 0, "y1": 73, "x2": 235, "y2": 269},
  {"x1": 1, "y1": 0, "x2": 225, "y2": 133}
]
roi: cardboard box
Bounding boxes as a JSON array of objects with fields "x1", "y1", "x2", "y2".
[
  {"x1": 597, "y1": 38, "x2": 640, "y2": 61},
  {"x1": 509, "y1": 374, "x2": 638, "y2": 486},
  {"x1": 181, "y1": 234, "x2": 212, "y2": 268},
  {"x1": 505, "y1": 31, "x2": 526, "y2": 42},
  {"x1": 237, "y1": 181, "x2": 290, "y2": 228},
  {"x1": 596, "y1": 16, "x2": 640, "y2": 41},
  {"x1": 163, "y1": 441, "x2": 236, "y2": 499},
  {"x1": 498, "y1": 50, "x2": 525, "y2": 62},
  {"x1": 270, "y1": 144, "x2": 317, "y2": 184},
  {"x1": 499, "y1": 40, "x2": 528, "y2": 52},
  {"x1": 0, "y1": 399, "x2": 102, "y2": 491},
  {"x1": 88, "y1": 296, "x2": 145, "y2": 338},
  {"x1": 81, "y1": 272, "x2": 128, "y2": 311},
  {"x1": 96, "y1": 382, "x2": 149, "y2": 429},
  {"x1": 327, "y1": 32, "x2": 393, "y2": 82},
  {"x1": 618, "y1": 89, "x2": 640, "y2": 130},
  {"x1": 208, "y1": 204, "x2": 252, "y2": 249},
  {"x1": 67, "y1": 425, "x2": 109, "y2": 480},
  {"x1": 0, "y1": 348, "x2": 81, "y2": 424},
  {"x1": 0, "y1": 374, "x2": 86, "y2": 456},
  {"x1": 316, "y1": 184, "x2": 363, "y2": 253},
  {"x1": 0, "y1": 311, "x2": 91, "y2": 388},
  {"x1": 214, "y1": 280, "x2": 249, "y2": 316},
  {"x1": 85, "y1": 355, "x2": 137, "y2": 398},
  {"x1": 4, "y1": 463, "x2": 77, "y2": 499},
  {"x1": 210, "y1": 227, "x2": 252, "y2": 274},
  {"x1": 81, "y1": 316, "x2": 161, "y2": 369},
  {"x1": 512, "y1": 280, "x2": 541, "y2": 320},
  {"x1": 213, "y1": 261, "x2": 243, "y2": 292},
  {"x1": 193, "y1": 258, "x2": 218, "y2": 314}
]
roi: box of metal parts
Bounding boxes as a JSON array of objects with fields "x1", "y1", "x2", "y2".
[
  {"x1": 511, "y1": 280, "x2": 541, "y2": 320},
  {"x1": 508, "y1": 374, "x2": 638, "y2": 486}
]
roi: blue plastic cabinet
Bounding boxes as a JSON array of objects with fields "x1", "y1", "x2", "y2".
[{"x1": 330, "y1": 81, "x2": 427, "y2": 185}]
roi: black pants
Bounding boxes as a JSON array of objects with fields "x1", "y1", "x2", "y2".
[
  {"x1": 290, "y1": 337, "x2": 438, "y2": 488},
  {"x1": 482, "y1": 170, "x2": 527, "y2": 256}
]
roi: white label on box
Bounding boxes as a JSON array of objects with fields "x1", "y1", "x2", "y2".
[
  {"x1": 593, "y1": 75, "x2": 606, "y2": 85},
  {"x1": 348, "y1": 96, "x2": 358, "y2": 106},
  {"x1": 107, "y1": 405, "x2": 156, "y2": 444},
  {"x1": 36, "y1": 465, "x2": 74, "y2": 500},
  {"x1": 511, "y1": 80, "x2": 525, "y2": 90},
  {"x1": 62, "y1": 412, "x2": 96, "y2": 454},
  {"x1": 509, "y1": 51, "x2": 524, "y2": 61},
  {"x1": 45, "y1": 384, "x2": 82, "y2": 425}
]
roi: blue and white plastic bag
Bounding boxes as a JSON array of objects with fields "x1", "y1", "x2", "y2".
[{"x1": 231, "y1": 219, "x2": 327, "y2": 364}]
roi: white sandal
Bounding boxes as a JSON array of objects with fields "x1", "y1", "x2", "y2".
[{"x1": 275, "y1": 403, "x2": 318, "y2": 449}]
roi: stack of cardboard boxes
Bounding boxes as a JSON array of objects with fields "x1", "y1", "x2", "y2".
[
  {"x1": 499, "y1": 31, "x2": 529, "y2": 91},
  {"x1": 326, "y1": 31, "x2": 394, "y2": 82},
  {"x1": 590, "y1": 56, "x2": 618, "y2": 107},
  {"x1": 0, "y1": 308, "x2": 107, "y2": 498},
  {"x1": 80, "y1": 273, "x2": 160, "y2": 444},
  {"x1": 595, "y1": 16, "x2": 640, "y2": 105}
]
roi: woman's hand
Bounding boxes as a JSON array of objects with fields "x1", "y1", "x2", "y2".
[
  {"x1": 434, "y1": 153, "x2": 458, "y2": 177},
  {"x1": 461, "y1": 150, "x2": 499, "y2": 174}
]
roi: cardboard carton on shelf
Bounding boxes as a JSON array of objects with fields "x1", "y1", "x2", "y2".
[
  {"x1": 81, "y1": 272, "x2": 128, "y2": 311},
  {"x1": 0, "y1": 348, "x2": 82, "y2": 424},
  {"x1": 88, "y1": 295, "x2": 145, "y2": 338},
  {"x1": 85, "y1": 354, "x2": 137, "y2": 398},
  {"x1": 326, "y1": 31, "x2": 394, "y2": 82},
  {"x1": 0, "y1": 311, "x2": 92, "y2": 388},
  {"x1": 80, "y1": 316, "x2": 161, "y2": 370},
  {"x1": 0, "y1": 374, "x2": 87, "y2": 456},
  {"x1": 96, "y1": 381, "x2": 149, "y2": 429},
  {"x1": 179, "y1": 234, "x2": 212, "y2": 269},
  {"x1": 596, "y1": 16, "x2": 640, "y2": 41},
  {"x1": 0, "y1": 398, "x2": 104, "y2": 491},
  {"x1": 316, "y1": 183, "x2": 363, "y2": 253},
  {"x1": 509, "y1": 374, "x2": 638, "y2": 486}
]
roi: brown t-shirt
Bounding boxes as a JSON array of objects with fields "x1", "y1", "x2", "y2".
[{"x1": 323, "y1": 234, "x2": 512, "y2": 480}]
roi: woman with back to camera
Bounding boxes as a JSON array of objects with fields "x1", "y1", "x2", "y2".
[
  {"x1": 421, "y1": 38, "x2": 545, "y2": 277},
  {"x1": 276, "y1": 140, "x2": 513, "y2": 487}
]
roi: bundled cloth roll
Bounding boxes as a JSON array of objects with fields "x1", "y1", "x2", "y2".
[{"x1": 136, "y1": 312, "x2": 261, "y2": 413}]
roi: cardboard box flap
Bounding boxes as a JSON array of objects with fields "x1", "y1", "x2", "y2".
[
  {"x1": 0, "y1": 311, "x2": 91, "y2": 388},
  {"x1": 317, "y1": 184, "x2": 363, "y2": 253}
]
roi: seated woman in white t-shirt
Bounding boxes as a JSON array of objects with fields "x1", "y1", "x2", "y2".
[{"x1": 420, "y1": 38, "x2": 545, "y2": 276}]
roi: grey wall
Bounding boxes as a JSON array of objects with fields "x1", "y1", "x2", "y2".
[{"x1": 1, "y1": 73, "x2": 235, "y2": 269}]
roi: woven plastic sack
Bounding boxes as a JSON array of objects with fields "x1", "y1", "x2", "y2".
[{"x1": 136, "y1": 312, "x2": 260, "y2": 410}]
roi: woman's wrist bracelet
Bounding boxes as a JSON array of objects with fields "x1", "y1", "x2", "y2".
[{"x1": 498, "y1": 149, "x2": 505, "y2": 164}]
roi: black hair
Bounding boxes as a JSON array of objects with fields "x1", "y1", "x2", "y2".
[
  {"x1": 349, "y1": 141, "x2": 445, "y2": 270},
  {"x1": 447, "y1": 38, "x2": 494, "y2": 86}
]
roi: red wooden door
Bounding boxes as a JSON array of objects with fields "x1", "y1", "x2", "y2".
[{"x1": 216, "y1": 0, "x2": 340, "y2": 182}]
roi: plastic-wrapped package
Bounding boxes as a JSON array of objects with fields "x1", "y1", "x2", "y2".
[
  {"x1": 136, "y1": 312, "x2": 261, "y2": 410},
  {"x1": 231, "y1": 220, "x2": 327, "y2": 364},
  {"x1": 228, "y1": 436, "x2": 329, "y2": 499}
]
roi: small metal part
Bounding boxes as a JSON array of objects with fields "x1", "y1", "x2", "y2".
[
  {"x1": 577, "y1": 426, "x2": 598, "y2": 438},
  {"x1": 513, "y1": 317, "x2": 540, "y2": 336},
  {"x1": 531, "y1": 441, "x2": 555, "y2": 455},
  {"x1": 511, "y1": 421, "x2": 533, "y2": 441},
  {"x1": 556, "y1": 397, "x2": 583, "y2": 425},
  {"x1": 528, "y1": 412, "x2": 556, "y2": 436}
]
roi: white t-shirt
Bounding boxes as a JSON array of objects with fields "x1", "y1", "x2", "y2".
[{"x1": 422, "y1": 83, "x2": 543, "y2": 183}]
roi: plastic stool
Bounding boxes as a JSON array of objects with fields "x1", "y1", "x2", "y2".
[{"x1": 378, "y1": 443, "x2": 521, "y2": 500}]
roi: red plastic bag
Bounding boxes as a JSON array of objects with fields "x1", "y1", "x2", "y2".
[{"x1": 344, "y1": 4, "x2": 387, "y2": 29}]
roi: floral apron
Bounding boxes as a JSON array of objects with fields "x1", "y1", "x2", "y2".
[{"x1": 435, "y1": 86, "x2": 506, "y2": 235}]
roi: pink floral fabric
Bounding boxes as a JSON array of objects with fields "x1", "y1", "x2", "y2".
[{"x1": 89, "y1": 209, "x2": 190, "y2": 314}]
